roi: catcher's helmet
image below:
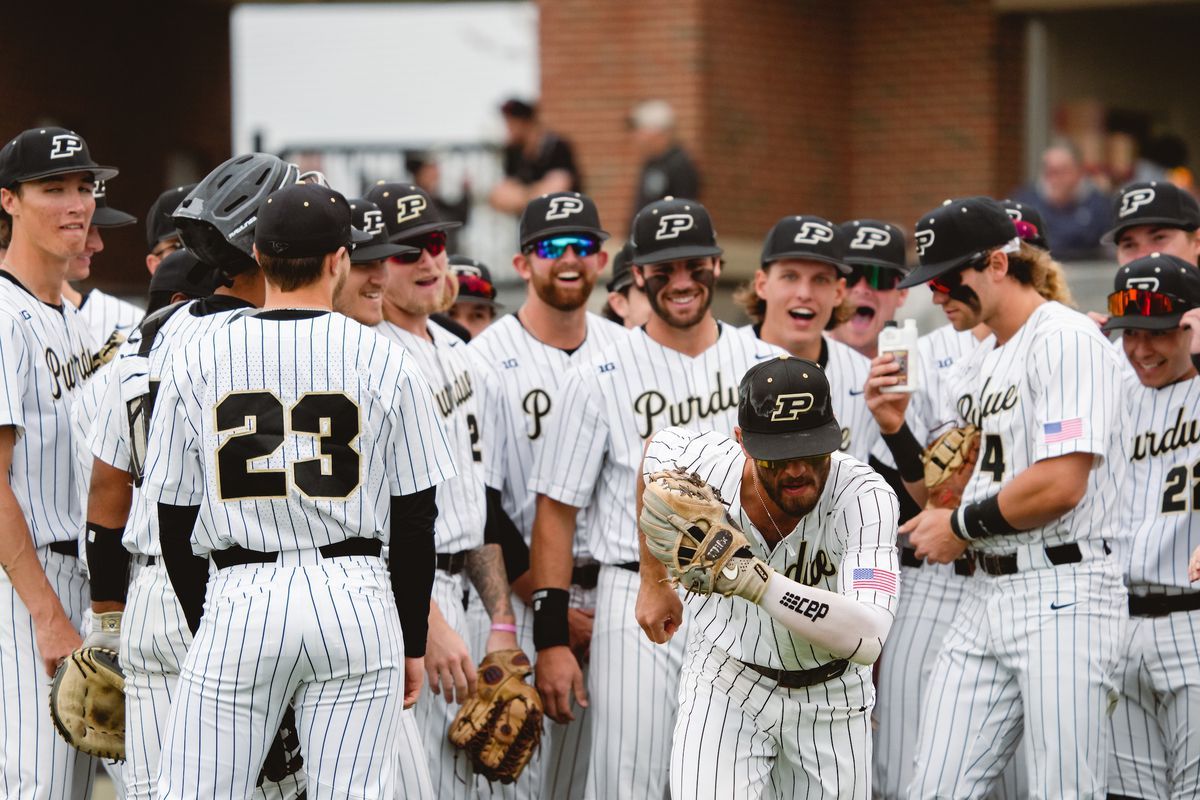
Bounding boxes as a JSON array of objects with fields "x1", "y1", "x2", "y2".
[{"x1": 173, "y1": 153, "x2": 300, "y2": 276}]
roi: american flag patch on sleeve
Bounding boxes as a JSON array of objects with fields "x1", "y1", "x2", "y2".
[
  {"x1": 1043, "y1": 418, "x2": 1083, "y2": 444},
  {"x1": 852, "y1": 567, "x2": 897, "y2": 594}
]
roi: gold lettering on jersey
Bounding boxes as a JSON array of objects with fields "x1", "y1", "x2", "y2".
[
  {"x1": 632, "y1": 373, "x2": 738, "y2": 439},
  {"x1": 45, "y1": 345, "x2": 97, "y2": 399},
  {"x1": 522, "y1": 389, "x2": 552, "y2": 440},
  {"x1": 1131, "y1": 407, "x2": 1200, "y2": 461},
  {"x1": 956, "y1": 377, "x2": 1018, "y2": 427},
  {"x1": 840, "y1": 426, "x2": 851, "y2": 451},
  {"x1": 432, "y1": 370, "x2": 474, "y2": 418},
  {"x1": 784, "y1": 540, "x2": 838, "y2": 586}
]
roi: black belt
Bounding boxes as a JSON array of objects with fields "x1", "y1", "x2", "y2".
[
  {"x1": 614, "y1": 561, "x2": 640, "y2": 573},
  {"x1": 46, "y1": 541, "x2": 78, "y2": 558},
  {"x1": 974, "y1": 541, "x2": 1107, "y2": 577},
  {"x1": 572, "y1": 563, "x2": 600, "y2": 590},
  {"x1": 135, "y1": 554, "x2": 157, "y2": 566},
  {"x1": 741, "y1": 658, "x2": 849, "y2": 689},
  {"x1": 212, "y1": 538, "x2": 382, "y2": 570},
  {"x1": 900, "y1": 546, "x2": 974, "y2": 577},
  {"x1": 436, "y1": 550, "x2": 469, "y2": 575},
  {"x1": 1129, "y1": 592, "x2": 1200, "y2": 617}
]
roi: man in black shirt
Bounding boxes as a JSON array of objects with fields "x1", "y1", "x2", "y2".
[
  {"x1": 489, "y1": 98, "x2": 582, "y2": 215},
  {"x1": 629, "y1": 99, "x2": 699, "y2": 222}
]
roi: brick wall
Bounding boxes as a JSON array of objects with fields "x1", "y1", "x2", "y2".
[{"x1": 539, "y1": 0, "x2": 1025, "y2": 249}]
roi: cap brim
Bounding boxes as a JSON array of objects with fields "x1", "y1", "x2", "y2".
[
  {"x1": 765, "y1": 251, "x2": 850, "y2": 274},
  {"x1": 632, "y1": 244, "x2": 723, "y2": 266},
  {"x1": 350, "y1": 227, "x2": 374, "y2": 245},
  {"x1": 606, "y1": 274, "x2": 635, "y2": 293},
  {"x1": 92, "y1": 207, "x2": 137, "y2": 228},
  {"x1": 351, "y1": 241, "x2": 417, "y2": 263},
  {"x1": 741, "y1": 419, "x2": 843, "y2": 461},
  {"x1": 897, "y1": 252, "x2": 980, "y2": 289},
  {"x1": 388, "y1": 219, "x2": 463, "y2": 242},
  {"x1": 1102, "y1": 217, "x2": 1198, "y2": 245},
  {"x1": 12, "y1": 164, "x2": 119, "y2": 184},
  {"x1": 519, "y1": 225, "x2": 611, "y2": 248},
  {"x1": 1102, "y1": 313, "x2": 1184, "y2": 333}
]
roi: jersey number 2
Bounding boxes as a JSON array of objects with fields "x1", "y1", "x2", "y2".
[
  {"x1": 216, "y1": 391, "x2": 361, "y2": 501},
  {"x1": 1161, "y1": 461, "x2": 1200, "y2": 514}
]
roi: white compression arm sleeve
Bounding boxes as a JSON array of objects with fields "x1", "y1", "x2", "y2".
[{"x1": 757, "y1": 569, "x2": 895, "y2": 665}]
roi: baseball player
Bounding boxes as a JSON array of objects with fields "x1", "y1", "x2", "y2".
[
  {"x1": 335, "y1": 197, "x2": 414, "y2": 326},
  {"x1": 1107, "y1": 180, "x2": 1200, "y2": 266},
  {"x1": 829, "y1": 219, "x2": 909, "y2": 359},
  {"x1": 84, "y1": 154, "x2": 313, "y2": 800},
  {"x1": 446, "y1": 255, "x2": 502, "y2": 339},
  {"x1": 467, "y1": 191, "x2": 626, "y2": 799},
  {"x1": 61, "y1": 180, "x2": 143, "y2": 349},
  {"x1": 143, "y1": 183, "x2": 195, "y2": 274},
  {"x1": 368, "y1": 180, "x2": 523, "y2": 796},
  {"x1": 735, "y1": 214, "x2": 880, "y2": 464},
  {"x1": 530, "y1": 197, "x2": 780, "y2": 798},
  {"x1": 639, "y1": 356, "x2": 899, "y2": 798},
  {"x1": 0, "y1": 126, "x2": 115, "y2": 799},
  {"x1": 898, "y1": 196, "x2": 1128, "y2": 799},
  {"x1": 1100, "y1": 253, "x2": 1200, "y2": 799},
  {"x1": 601, "y1": 240, "x2": 651, "y2": 329},
  {"x1": 143, "y1": 181, "x2": 452, "y2": 798}
]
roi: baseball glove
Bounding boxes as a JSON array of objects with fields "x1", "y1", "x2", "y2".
[
  {"x1": 257, "y1": 705, "x2": 304, "y2": 786},
  {"x1": 922, "y1": 425, "x2": 980, "y2": 508},
  {"x1": 640, "y1": 470, "x2": 772, "y2": 602},
  {"x1": 48, "y1": 647, "x2": 125, "y2": 761},
  {"x1": 448, "y1": 649, "x2": 543, "y2": 784}
]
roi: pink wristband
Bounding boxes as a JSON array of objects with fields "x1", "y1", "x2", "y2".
[{"x1": 490, "y1": 623, "x2": 518, "y2": 633}]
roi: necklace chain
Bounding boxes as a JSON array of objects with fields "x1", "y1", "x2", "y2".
[{"x1": 751, "y1": 467, "x2": 785, "y2": 541}]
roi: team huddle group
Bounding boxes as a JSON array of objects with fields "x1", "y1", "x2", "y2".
[{"x1": 1, "y1": 122, "x2": 1199, "y2": 800}]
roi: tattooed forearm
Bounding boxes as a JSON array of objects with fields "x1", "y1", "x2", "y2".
[{"x1": 466, "y1": 543, "x2": 515, "y2": 621}]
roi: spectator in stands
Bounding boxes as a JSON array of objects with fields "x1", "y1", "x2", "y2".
[
  {"x1": 628, "y1": 100, "x2": 699, "y2": 223},
  {"x1": 1011, "y1": 141, "x2": 1111, "y2": 260},
  {"x1": 407, "y1": 151, "x2": 470, "y2": 252},
  {"x1": 488, "y1": 98, "x2": 582, "y2": 215}
]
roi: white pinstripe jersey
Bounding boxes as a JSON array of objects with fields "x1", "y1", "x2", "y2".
[
  {"x1": 938, "y1": 302, "x2": 1127, "y2": 553},
  {"x1": 468, "y1": 312, "x2": 627, "y2": 551},
  {"x1": 90, "y1": 297, "x2": 255, "y2": 555},
  {"x1": 1122, "y1": 371, "x2": 1200, "y2": 591},
  {"x1": 375, "y1": 319, "x2": 484, "y2": 554},
  {"x1": 0, "y1": 271, "x2": 97, "y2": 546},
  {"x1": 531, "y1": 322, "x2": 781, "y2": 564},
  {"x1": 643, "y1": 427, "x2": 900, "y2": 670},
  {"x1": 141, "y1": 309, "x2": 456, "y2": 555},
  {"x1": 738, "y1": 326, "x2": 880, "y2": 462},
  {"x1": 77, "y1": 288, "x2": 142, "y2": 349}
]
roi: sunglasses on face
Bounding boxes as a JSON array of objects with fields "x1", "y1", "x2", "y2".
[
  {"x1": 391, "y1": 230, "x2": 447, "y2": 264},
  {"x1": 753, "y1": 454, "x2": 827, "y2": 472},
  {"x1": 847, "y1": 264, "x2": 903, "y2": 291},
  {"x1": 1107, "y1": 287, "x2": 1191, "y2": 317},
  {"x1": 524, "y1": 235, "x2": 600, "y2": 260}
]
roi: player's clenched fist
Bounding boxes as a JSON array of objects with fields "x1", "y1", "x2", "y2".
[
  {"x1": 864, "y1": 352, "x2": 911, "y2": 435},
  {"x1": 635, "y1": 577, "x2": 684, "y2": 644},
  {"x1": 534, "y1": 646, "x2": 588, "y2": 724},
  {"x1": 901, "y1": 507, "x2": 968, "y2": 564}
]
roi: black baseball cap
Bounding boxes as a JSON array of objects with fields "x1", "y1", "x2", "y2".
[
  {"x1": 519, "y1": 192, "x2": 608, "y2": 248},
  {"x1": 146, "y1": 184, "x2": 196, "y2": 249},
  {"x1": 761, "y1": 215, "x2": 847, "y2": 273},
  {"x1": 1102, "y1": 252, "x2": 1200, "y2": 333},
  {"x1": 630, "y1": 197, "x2": 722, "y2": 266},
  {"x1": 1104, "y1": 181, "x2": 1200, "y2": 244},
  {"x1": 898, "y1": 197, "x2": 1018, "y2": 290},
  {"x1": 738, "y1": 356, "x2": 842, "y2": 461},
  {"x1": 1000, "y1": 200, "x2": 1049, "y2": 251},
  {"x1": 606, "y1": 240, "x2": 636, "y2": 292},
  {"x1": 838, "y1": 219, "x2": 908, "y2": 271},
  {"x1": 364, "y1": 182, "x2": 462, "y2": 242},
  {"x1": 254, "y1": 184, "x2": 370, "y2": 259},
  {"x1": 347, "y1": 198, "x2": 416, "y2": 264},
  {"x1": 148, "y1": 248, "x2": 219, "y2": 298},
  {"x1": 449, "y1": 255, "x2": 502, "y2": 307},
  {"x1": 0, "y1": 127, "x2": 117, "y2": 188},
  {"x1": 91, "y1": 180, "x2": 136, "y2": 228},
  {"x1": 500, "y1": 99, "x2": 536, "y2": 120}
]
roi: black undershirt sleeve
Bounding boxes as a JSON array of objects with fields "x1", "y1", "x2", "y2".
[
  {"x1": 484, "y1": 486, "x2": 529, "y2": 582},
  {"x1": 157, "y1": 503, "x2": 207, "y2": 635},
  {"x1": 389, "y1": 488, "x2": 438, "y2": 658}
]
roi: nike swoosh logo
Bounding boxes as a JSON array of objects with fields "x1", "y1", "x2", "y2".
[
  {"x1": 1050, "y1": 602, "x2": 1077, "y2": 610},
  {"x1": 754, "y1": 353, "x2": 773, "y2": 360},
  {"x1": 849, "y1": 389, "x2": 865, "y2": 396}
]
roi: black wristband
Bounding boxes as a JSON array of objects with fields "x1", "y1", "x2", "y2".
[
  {"x1": 961, "y1": 494, "x2": 1020, "y2": 540},
  {"x1": 532, "y1": 588, "x2": 570, "y2": 650},
  {"x1": 881, "y1": 424, "x2": 925, "y2": 484},
  {"x1": 85, "y1": 523, "x2": 131, "y2": 603}
]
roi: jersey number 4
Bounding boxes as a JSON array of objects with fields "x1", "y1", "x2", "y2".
[
  {"x1": 979, "y1": 434, "x2": 1006, "y2": 482},
  {"x1": 1161, "y1": 461, "x2": 1200, "y2": 514},
  {"x1": 216, "y1": 391, "x2": 360, "y2": 501}
]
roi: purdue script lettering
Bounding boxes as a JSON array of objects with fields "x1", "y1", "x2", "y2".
[{"x1": 633, "y1": 373, "x2": 738, "y2": 438}]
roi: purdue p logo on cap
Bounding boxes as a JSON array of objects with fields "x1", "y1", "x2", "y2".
[
  {"x1": 771, "y1": 393, "x2": 814, "y2": 422},
  {"x1": 395, "y1": 194, "x2": 427, "y2": 224},
  {"x1": 738, "y1": 357, "x2": 842, "y2": 461},
  {"x1": 656, "y1": 214, "x2": 694, "y2": 240}
]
